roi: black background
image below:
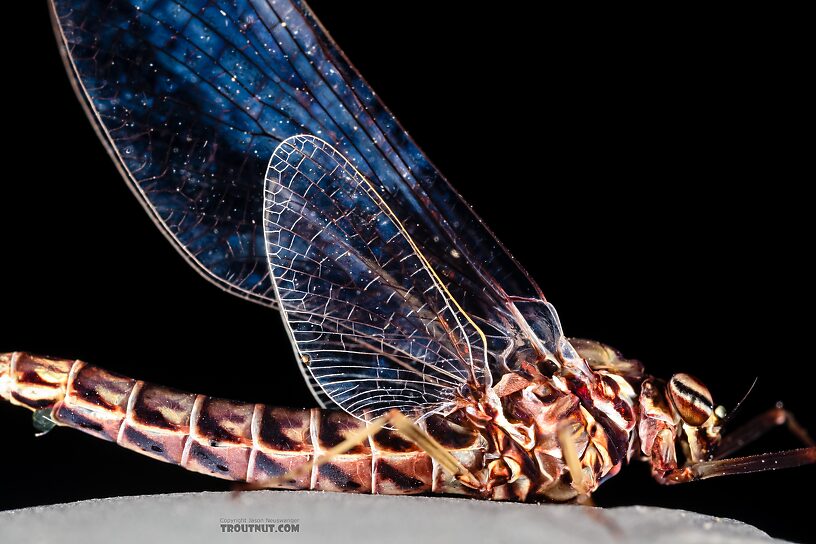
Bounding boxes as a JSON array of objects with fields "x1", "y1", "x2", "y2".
[{"x1": 2, "y1": 2, "x2": 813, "y2": 542}]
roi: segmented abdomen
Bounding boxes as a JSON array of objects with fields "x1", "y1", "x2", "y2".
[{"x1": 0, "y1": 352, "x2": 483, "y2": 496}]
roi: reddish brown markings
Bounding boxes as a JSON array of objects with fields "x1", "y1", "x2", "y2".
[
  {"x1": 371, "y1": 427, "x2": 417, "y2": 452},
  {"x1": 251, "y1": 452, "x2": 287, "y2": 478},
  {"x1": 53, "y1": 405, "x2": 106, "y2": 435},
  {"x1": 249, "y1": 451, "x2": 313, "y2": 490},
  {"x1": 195, "y1": 397, "x2": 254, "y2": 446},
  {"x1": 16, "y1": 371, "x2": 55, "y2": 387},
  {"x1": 316, "y1": 410, "x2": 369, "y2": 454},
  {"x1": 12, "y1": 353, "x2": 73, "y2": 379},
  {"x1": 10, "y1": 392, "x2": 54, "y2": 410},
  {"x1": 318, "y1": 463, "x2": 361, "y2": 490},
  {"x1": 119, "y1": 425, "x2": 185, "y2": 463},
  {"x1": 131, "y1": 384, "x2": 195, "y2": 431},
  {"x1": 533, "y1": 382, "x2": 562, "y2": 404},
  {"x1": 425, "y1": 414, "x2": 479, "y2": 450},
  {"x1": 376, "y1": 460, "x2": 425, "y2": 490},
  {"x1": 69, "y1": 366, "x2": 134, "y2": 412},
  {"x1": 258, "y1": 406, "x2": 311, "y2": 452},
  {"x1": 186, "y1": 442, "x2": 234, "y2": 475}
]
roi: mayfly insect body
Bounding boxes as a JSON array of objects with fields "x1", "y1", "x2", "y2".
[{"x1": 2, "y1": 0, "x2": 814, "y2": 508}]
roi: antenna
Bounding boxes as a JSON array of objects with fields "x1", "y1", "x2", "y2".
[{"x1": 720, "y1": 376, "x2": 759, "y2": 426}]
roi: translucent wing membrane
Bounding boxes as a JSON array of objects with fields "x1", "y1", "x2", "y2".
[
  {"x1": 51, "y1": 0, "x2": 562, "y2": 409},
  {"x1": 50, "y1": 0, "x2": 544, "y2": 312},
  {"x1": 265, "y1": 135, "x2": 487, "y2": 419}
]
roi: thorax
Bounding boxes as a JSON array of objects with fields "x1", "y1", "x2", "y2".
[{"x1": 459, "y1": 356, "x2": 642, "y2": 501}]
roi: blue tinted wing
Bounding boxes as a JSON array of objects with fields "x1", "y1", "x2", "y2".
[
  {"x1": 50, "y1": 0, "x2": 545, "y2": 312},
  {"x1": 51, "y1": 0, "x2": 558, "y2": 409}
]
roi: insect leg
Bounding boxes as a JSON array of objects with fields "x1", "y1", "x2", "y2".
[
  {"x1": 270, "y1": 410, "x2": 481, "y2": 491},
  {"x1": 267, "y1": 414, "x2": 390, "y2": 488},
  {"x1": 659, "y1": 446, "x2": 816, "y2": 484},
  {"x1": 387, "y1": 410, "x2": 482, "y2": 490},
  {"x1": 557, "y1": 424, "x2": 587, "y2": 494},
  {"x1": 714, "y1": 403, "x2": 814, "y2": 459}
]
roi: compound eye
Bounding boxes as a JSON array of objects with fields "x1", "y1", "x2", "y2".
[{"x1": 668, "y1": 373, "x2": 714, "y2": 426}]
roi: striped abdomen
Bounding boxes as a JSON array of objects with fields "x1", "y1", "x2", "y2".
[{"x1": 0, "y1": 352, "x2": 484, "y2": 496}]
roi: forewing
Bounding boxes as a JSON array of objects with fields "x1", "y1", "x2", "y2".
[
  {"x1": 265, "y1": 135, "x2": 486, "y2": 420},
  {"x1": 51, "y1": 0, "x2": 558, "y2": 406},
  {"x1": 50, "y1": 0, "x2": 544, "y2": 312}
]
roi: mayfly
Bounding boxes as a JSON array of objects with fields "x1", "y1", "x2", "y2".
[{"x1": 2, "y1": 0, "x2": 814, "y2": 502}]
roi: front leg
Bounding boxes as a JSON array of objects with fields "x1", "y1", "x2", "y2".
[
  {"x1": 714, "y1": 403, "x2": 814, "y2": 459},
  {"x1": 657, "y1": 446, "x2": 816, "y2": 484},
  {"x1": 648, "y1": 403, "x2": 815, "y2": 484}
]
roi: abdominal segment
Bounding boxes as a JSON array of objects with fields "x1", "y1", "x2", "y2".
[{"x1": 0, "y1": 352, "x2": 484, "y2": 497}]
